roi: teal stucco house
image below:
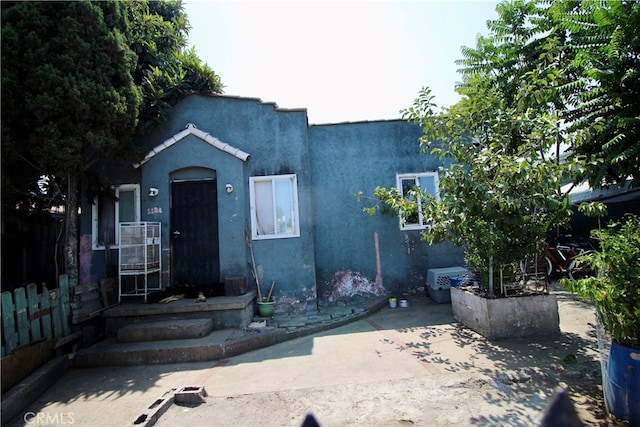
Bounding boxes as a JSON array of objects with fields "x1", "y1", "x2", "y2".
[{"x1": 80, "y1": 94, "x2": 464, "y2": 313}]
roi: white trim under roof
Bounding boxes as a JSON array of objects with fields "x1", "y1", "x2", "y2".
[{"x1": 134, "y1": 123, "x2": 250, "y2": 168}]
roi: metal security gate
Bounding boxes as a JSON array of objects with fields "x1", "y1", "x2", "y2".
[{"x1": 170, "y1": 179, "x2": 220, "y2": 291}]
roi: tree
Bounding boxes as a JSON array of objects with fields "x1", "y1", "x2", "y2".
[
  {"x1": 550, "y1": 0, "x2": 640, "y2": 187},
  {"x1": 128, "y1": 0, "x2": 223, "y2": 130},
  {"x1": 366, "y1": 85, "x2": 578, "y2": 296},
  {"x1": 456, "y1": 0, "x2": 640, "y2": 187},
  {"x1": 365, "y1": 0, "x2": 639, "y2": 294},
  {"x1": 1, "y1": 0, "x2": 223, "y2": 287},
  {"x1": 364, "y1": 1, "x2": 585, "y2": 295},
  {"x1": 2, "y1": 1, "x2": 142, "y2": 286}
]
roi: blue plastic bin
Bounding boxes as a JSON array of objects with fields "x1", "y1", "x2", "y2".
[{"x1": 450, "y1": 276, "x2": 464, "y2": 287}]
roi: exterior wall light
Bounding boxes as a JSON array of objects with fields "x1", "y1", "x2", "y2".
[{"x1": 225, "y1": 184, "x2": 233, "y2": 194}]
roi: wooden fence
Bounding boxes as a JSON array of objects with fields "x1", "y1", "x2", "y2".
[{"x1": 1, "y1": 275, "x2": 72, "y2": 358}]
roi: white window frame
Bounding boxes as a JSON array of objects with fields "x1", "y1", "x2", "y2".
[
  {"x1": 249, "y1": 174, "x2": 300, "y2": 240},
  {"x1": 396, "y1": 172, "x2": 440, "y2": 230},
  {"x1": 91, "y1": 184, "x2": 141, "y2": 249}
]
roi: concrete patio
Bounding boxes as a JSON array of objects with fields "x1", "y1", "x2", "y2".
[{"x1": 4, "y1": 284, "x2": 620, "y2": 427}]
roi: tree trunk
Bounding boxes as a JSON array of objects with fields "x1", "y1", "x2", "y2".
[{"x1": 64, "y1": 172, "x2": 79, "y2": 288}]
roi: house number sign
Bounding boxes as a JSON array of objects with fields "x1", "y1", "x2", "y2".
[{"x1": 147, "y1": 207, "x2": 163, "y2": 215}]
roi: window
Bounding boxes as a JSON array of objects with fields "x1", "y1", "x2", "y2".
[
  {"x1": 92, "y1": 184, "x2": 140, "y2": 249},
  {"x1": 397, "y1": 172, "x2": 439, "y2": 230},
  {"x1": 250, "y1": 174, "x2": 300, "y2": 239}
]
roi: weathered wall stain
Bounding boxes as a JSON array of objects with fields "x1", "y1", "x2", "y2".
[{"x1": 325, "y1": 270, "x2": 388, "y2": 302}]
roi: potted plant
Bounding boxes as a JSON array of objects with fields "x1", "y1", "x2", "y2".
[
  {"x1": 563, "y1": 214, "x2": 640, "y2": 424},
  {"x1": 420, "y1": 136, "x2": 566, "y2": 338},
  {"x1": 363, "y1": 84, "x2": 580, "y2": 339}
]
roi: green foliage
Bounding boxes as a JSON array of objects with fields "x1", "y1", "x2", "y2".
[
  {"x1": 370, "y1": 84, "x2": 577, "y2": 295},
  {"x1": 578, "y1": 201, "x2": 608, "y2": 230},
  {"x1": 368, "y1": 1, "x2": 602, "y2": 295},
  {"x1": 563, "y1": 215, "x2": 640, "y2": 349},
  {"x1": 362, "y1": 187, "x2": 412, "y2": 218},
  {"x1": 1, "y1": 1, "x2": 143, "y2": 283},
  {"x1": 437, "y1": 113, "x2": 573, "y2": 289},
  {"x1": 553, "y1": 0, "x2": 640, "y2": 187},
  {"x1": 128, "y1": 0, "x2": 223, "y2": 130},
  {"x1": 456, "y1": 0, "x2": 554, "y2": 110},
  {"x1": 1, "y1": 0, "x2": 223, "y2": 211},
  {"x1": 1, "y1": 0, "x2": 223, "y2": 283},
  {"x1": 367, "y1": 0, "x2": 640, "y2": 294},
  {"x1": 454, "y1": 0, "x2": 640, "y2": 187},
  {"x1": 577, "y1": 201, "x2": 608, "y2": 219},
  {"x1": 2, "y1": 1, "x2": 141, "y2": 197}
]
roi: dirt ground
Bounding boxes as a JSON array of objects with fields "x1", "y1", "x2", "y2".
[{"x1": 152, "y1": 284, "x2": 622, "y2": 427}]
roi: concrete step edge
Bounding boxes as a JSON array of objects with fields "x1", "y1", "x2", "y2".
[
  {"x1": 71, "y1": 329, "x2": 286, "y2": 368},
  {"x1": 117, "y1": 318, "x2": 214, "y2": 343}
]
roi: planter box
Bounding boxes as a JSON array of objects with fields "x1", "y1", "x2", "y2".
[{"x1": 451, "y1": 287, "x2": 559, "y2": 340}]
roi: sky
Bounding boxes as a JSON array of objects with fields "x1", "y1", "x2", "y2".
[{"x1": 184, "y1": 1, "x2": 500, "y2": 124}]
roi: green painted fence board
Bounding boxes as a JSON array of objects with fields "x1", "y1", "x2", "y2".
[
  {"x1": 40, "y1": 284, "x2": 53, "y2": 341},
  {"x1": 2, "y1": 277, "x2": 73, "y2": 355},
  {"x1": 2, "y1": 291, "x2": 18, "y2": 355},
  {"x1": 14, "y1": 287, "x2": 30, "y2": 346},
  {"x1": 50, "y1": 290, "x2": 63, "y2": 340},
  {"x1": 27, "y1": 284, "x2": 42, "y2": 341}
]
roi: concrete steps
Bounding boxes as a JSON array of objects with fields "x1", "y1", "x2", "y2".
[
  {"x1": 72, "y1": 294, "x2": 389, "y2": 368},
  {"x1": 71, "y1": 292, "x2": 262, "y2": 368},
  {"x1": 117, "y1": 318, "x2": 213, "y2": 343},
  {"x1": 72, "y1": 327, "x2": 286, "y2": 368},
  {"x1": 102, "y1": 291, "x2": 256, "y2": 335},
  {"x1": 73, "y1": 329, "x2": 230, "y2": 367}
]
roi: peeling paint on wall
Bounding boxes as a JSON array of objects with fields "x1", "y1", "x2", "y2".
[
  {"x1": 325, "y1": 270, "x2": 388, "y2": 302},
  {"x1": 404, "y1": 233, "x2": 416, "y2": 255},
  {"x1": 275, "y1": 290, "x2": 318, "y2": 314}
]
